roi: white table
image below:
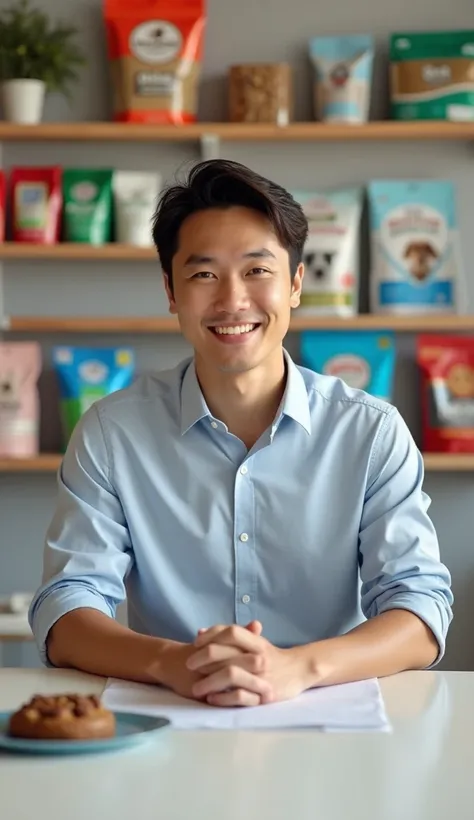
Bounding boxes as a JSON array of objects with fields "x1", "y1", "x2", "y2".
[{"x1": 0, "y1": 668, "x2": 471, "y2": 820}]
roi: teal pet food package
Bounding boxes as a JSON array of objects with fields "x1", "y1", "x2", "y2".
[
  {"x1": 53, "y1": 346, "x2": 135, "y2": 448},
  {"x1": 301, "y1": 330, "x2": 396, "y2": 402},
  {"x1": 368, "y1": 180, "x2": 464, "y2": 315},
  {"x1": 309, "y1": 35, "x2": 374, "y2": 123}
]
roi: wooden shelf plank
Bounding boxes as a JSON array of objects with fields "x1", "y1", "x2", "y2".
[
  {"x1": 0, "y1": 454, "x2": 61, "y2": 472},
  {"x1": 0, "y1": 243, "x2": 157, "y2": 260},
  {"x1": 422, "y1": 454, "x2": 474, "y2": 472},
  {"x1": 0, "y1": 452, "x2": 473, "y2": 473},
  {"x1": 0, "y1": 121, "x2": 473, "y2": 142},
  {"x1": 6, "y1": 316, "x2": 180, "y2": 333},
  {"x1": 288, "y1": 314, "x2": 474, "y2": 332},
  {"x1": 4, "y1": 314, "x2": 474, "y2": 334}
]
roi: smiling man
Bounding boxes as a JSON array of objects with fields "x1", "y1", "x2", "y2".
[{"x1": 29, "y1": 160, "x2": 453, "y2": 707}]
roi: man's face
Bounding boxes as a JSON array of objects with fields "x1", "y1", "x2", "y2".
[{"x1": 164, "y1": 206, "x2": 303, "y2": 374}]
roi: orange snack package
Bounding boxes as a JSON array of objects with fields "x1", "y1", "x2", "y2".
[
  {"x1": 104, "y1": 0, "x2": 206, "y2": 124},
  {"x1": 418, "y1": 334, "x2": 474, "y2": 453}
]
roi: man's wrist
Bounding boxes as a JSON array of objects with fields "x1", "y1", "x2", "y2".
[
  {"x1": 295, "y1": 639, "x2": 338, "y2": 689},
  {"x1": 132, "y1": 634, "x2": 183, "y2": 685}
]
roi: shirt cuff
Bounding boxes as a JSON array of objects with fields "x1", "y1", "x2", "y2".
[
  {"x1": 376, "y1": 592, "x2": 451, "y2": 668},
  {"x1": 29, "y1": 587, "x2": 114, "y2": 667}
]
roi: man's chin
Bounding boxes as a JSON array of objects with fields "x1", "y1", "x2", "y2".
[
  {"x1": 211, "y1": 351, "x2": 256, "y2": 374},
  {"x1": 217, "y1": 362, "x2": 255, "y2": 374}
]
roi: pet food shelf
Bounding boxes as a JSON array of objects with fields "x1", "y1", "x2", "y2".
[
  {"x1": 0, "y1": 453, "x2": 473, "y2": 473},
  {"x1": 2, "y1": 314, "x2": 474, "y2": 334},
  {"x1": 0, "y1": 243, "x2": 157, "y2": 260},
  {"x1": 0, "y1": 121, "x2": 473, "y2": 142},
  {"x1": 1, "y1": 121, "x2": 474, "y2": 160}
]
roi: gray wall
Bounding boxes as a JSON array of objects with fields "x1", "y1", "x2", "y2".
[{"x1": 0, "y1": 0, "x2": 473, "y2": 670}]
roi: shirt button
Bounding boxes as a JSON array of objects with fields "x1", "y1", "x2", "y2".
[
  {"x1": 242, "y1": 595, "x2": 251, "y2": 604},
  {"x1": 211, "y1": 421, "x2": 218, "y2": 429},
  {"x1": 240, "y1": 465, "x2": 248, "y2": 475},
  {"x1": 239, "y1": 533, "x2": 249, "y2": 543}
]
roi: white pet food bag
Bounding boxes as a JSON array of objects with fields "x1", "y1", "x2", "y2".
[
  {"x1": 113, "y1": 171, "x2": 161, "y2": 246},
  {"x1": 293, "y1": 188, "x2": 363, "y2": 316},
  {"x1": 368, "y1": 180, "x2": 464, "y2": 315}
]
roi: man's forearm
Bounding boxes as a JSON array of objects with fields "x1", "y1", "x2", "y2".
[
  {"x1": 47, "y1": 608, "x2": 180, "y2": 685},
  {"x1": 302, "y1": 609, "x2": 439, "y2": 688}
]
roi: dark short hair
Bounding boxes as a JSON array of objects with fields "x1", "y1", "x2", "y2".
[{"x1": 151, "y1": 159, "x2": 308, "y2": 292}]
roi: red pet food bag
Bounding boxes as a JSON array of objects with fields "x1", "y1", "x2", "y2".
[
  {"x1": 104, "y1": 0, "x2": 206, "y2": 124},
  {"x1": 10, "y1": 166, "x2": 62, "y2": 243},
  {"x1": 0, "y1": 171, "x2": 5, "y2": 242},
  {"x1": 418, "y1": 334, "x2": 474, "y2": 452}
]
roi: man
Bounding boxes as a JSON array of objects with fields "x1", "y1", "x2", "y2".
[{"x1": 29, "y1": 160, "x2": 453, "y2": 708}]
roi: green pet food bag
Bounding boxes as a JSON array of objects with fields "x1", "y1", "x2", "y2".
[
  {"x1": 63, "y1": 169, "x2": 113, "y2": 243},
  {"x1": 391, "y1": 30, "x2": 474, "y2": 121}
]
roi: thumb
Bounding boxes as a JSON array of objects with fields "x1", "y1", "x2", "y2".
[{"x1": 246, "y1": 620, "x2": 263, "y2": 636}]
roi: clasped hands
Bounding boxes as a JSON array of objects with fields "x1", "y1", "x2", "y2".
[{"x1": 162, "y1": 620, "x2": 314, "y2": 707}]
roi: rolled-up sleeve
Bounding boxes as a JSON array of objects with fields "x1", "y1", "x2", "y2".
[
  {"x1": 359, "y1": 407, "x2": 453, "y2": 666},
  {"x1": 28, "y1": 403, "x2": 132, "y2": 665}
]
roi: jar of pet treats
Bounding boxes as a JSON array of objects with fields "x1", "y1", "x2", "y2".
[{"x1": 228, "y1": 63, "x2": 292, "y2": 124}]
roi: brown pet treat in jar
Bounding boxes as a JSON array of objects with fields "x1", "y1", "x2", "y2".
[{"x1": 228, "y1": 64, "x2": 292, "y2": 124}]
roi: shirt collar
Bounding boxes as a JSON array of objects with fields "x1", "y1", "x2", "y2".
[
  {"x1": 278, "y1": 350, "x2": 312, "y2": 435},
  {"x1": 179, "y1": 351, "x2": 312, "y2": 436},
  {"x1": 180, "y1": 359, "x2": 211, "y2": 435}
]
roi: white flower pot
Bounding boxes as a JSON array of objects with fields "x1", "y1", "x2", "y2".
[{"x1": 1, "y1": 79, "x2": 46, "y2": 124}]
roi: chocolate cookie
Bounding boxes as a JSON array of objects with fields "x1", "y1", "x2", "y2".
[{"x1": 8, "y1": 693, "x2": 116, "y2": 740}]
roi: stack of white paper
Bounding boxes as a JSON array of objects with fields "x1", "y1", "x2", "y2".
[{"x1": 103, "y1": 677, "x2": 391, "y2": 732}]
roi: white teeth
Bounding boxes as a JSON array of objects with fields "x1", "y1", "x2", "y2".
[{"x1": 213, "y1": 324, "x2": 256, "y2": 335}]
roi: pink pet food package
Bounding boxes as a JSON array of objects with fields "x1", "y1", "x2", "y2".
[{"x1": 0, "y1": 343, "x2": 42, "y2": 457}]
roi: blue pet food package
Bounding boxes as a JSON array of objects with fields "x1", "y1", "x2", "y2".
[
  {"x1": 368, "y1": 180, "x2": 464, "y2": 315},
  {"x1": 309, "y1": 35, "x2": 374, "y2": 123},
  {"x1": 301, "y1": 330, "x2": 396, "y2": 403},
  {"x1": 293, "y1": 188, "x2": 362, "y2": 317},
  {"x1": 53, "y1": 346, "x2": 135, "y2": 448}
]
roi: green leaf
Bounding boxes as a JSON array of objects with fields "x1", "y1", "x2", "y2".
[{"x1": 0, "y1": 0, "x2": 86, "y2": 94}]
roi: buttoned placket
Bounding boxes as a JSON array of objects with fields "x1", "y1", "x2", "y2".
[
  {"x1": 234, "y1": 454, "x2": 256, "y2": 620},
  {"x1": 207, "y1": 415, "x2": 283, "y2": 623}
]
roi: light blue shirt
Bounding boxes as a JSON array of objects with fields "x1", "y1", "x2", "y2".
[{"x1": 29, "y1": 351, "x2": 453, "y2": 666}]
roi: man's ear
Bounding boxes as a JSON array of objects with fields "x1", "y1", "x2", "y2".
[
  {"x1": 290, "y1": 262, "x2": 304, "y2": 309},
  {"x1": 163, "y1": 272, "x2": 178, "y2": 315}
]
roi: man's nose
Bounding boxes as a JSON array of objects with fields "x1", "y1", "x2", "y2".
[{"x1": 213, "y1": 276, "x2": 251, "y2": 313}]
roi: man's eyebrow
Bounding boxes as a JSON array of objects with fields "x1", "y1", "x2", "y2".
[
  {"x1": 243, "y1": 248, "x2": 277, "y2": 260},
  {"x1": 183, "y1": 248, "x2": 277, "y2": 266},
  {"x1": 184, "y1": 254, "x2": 216, "y2": 266}
]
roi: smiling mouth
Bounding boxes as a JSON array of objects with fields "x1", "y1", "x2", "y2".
[{"x1": 208, "y1": 323, "x2": 261, "y2": 336}]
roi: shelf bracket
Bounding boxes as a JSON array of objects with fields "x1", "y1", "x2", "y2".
[{"x1": 200, "y1": 133, "x2": 220, "y2": 161}]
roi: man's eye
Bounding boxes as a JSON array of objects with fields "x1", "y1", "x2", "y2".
[
  {"x1": 192, "y1": 271, "x2": 215, "y2": 279},
  {"x1": 248, "y1": 267, "x2": 269, "y2": 275}
]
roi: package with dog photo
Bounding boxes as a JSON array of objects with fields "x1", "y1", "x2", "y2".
[
  {"x1": 368, "y1": 180, "x2": 464, "y2": 314},
  {"x1": 293, "y1": 188, "x2": 362, "y2": 316}
]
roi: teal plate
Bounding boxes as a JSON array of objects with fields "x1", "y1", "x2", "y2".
[{"x1": 0, "y1": 711, "x2": 171, "y2": 755}]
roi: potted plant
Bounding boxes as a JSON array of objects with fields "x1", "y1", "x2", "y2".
[{"x1": 0, "y1": 0, "x2": 85, "y2": 124}]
